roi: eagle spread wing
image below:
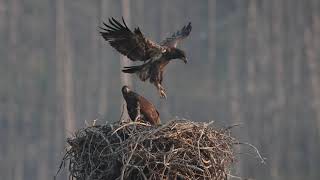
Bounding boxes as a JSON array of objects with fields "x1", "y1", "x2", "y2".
[
  {"x1": 100, "y1": 17, "x2": 164, "y2": 62},
  {"x1": 160, "y1": 22, "x2": 192, "y2": 48}
]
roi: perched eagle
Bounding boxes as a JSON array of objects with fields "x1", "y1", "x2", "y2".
[
  {"x1": 100, "y1": 17, "x2": 192, "y2": 98},
  {"x1": 121, "y1": 86, "x2": 160, "y2": 125}
]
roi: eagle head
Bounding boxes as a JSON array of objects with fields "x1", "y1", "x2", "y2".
[
  {"x1": 122, "y1": 85, "x2": 131, "y2": 95},
  {"x1": 170, "y1": 48, "x2": 187, "y2": 64}
]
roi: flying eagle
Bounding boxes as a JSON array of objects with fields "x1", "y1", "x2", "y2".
[
  {"x1": 100, "y1": 17, "x2": 192, "y2": 98},
  {"x1": 121, "y1": 86, "x2": 160, "y2": 125}
]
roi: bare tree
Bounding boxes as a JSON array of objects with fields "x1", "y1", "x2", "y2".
[
  {"x1": 6, "y1": 0, "x2": 22, "y2": 179},
  {"x1": 207, "y1": 0, "x2": 218, "y2": 122},
  {"x1": 119, "y1": 0, "x2": 133, "y2": 122},
  {"x1": 120, "y1": 0, "x2": 133, "y2": 88},
  {"x1": 270, "y1": 0, "x2": 286, "y2": 178},
  {"x1": 158, "y1": 0, "x2": 171, "y2": 119},
  {"x1": 208, "y1": 0, "x2": 216, "y2": 92},
  {"x1": 246, "y1": 0, "x2": 259, "y2": 126},
  {"x1": 228, "y1": 1, "x2": 246, "y2": 176},
  {"x1": 56, "y1": 0, "x2": 76, "y2": 135},
  {"x1": 0, "y1": 6, "x2": 8, "y2": 180},
  {"x1": 305, "y1": 11, "x2": 320, "y2": 138},
  {"x1": 311, "y1": 0, "x2": 320, "y2": 138},
  {"x1": 97, "y1": 0, "x2": 109, "y2": 120},
  {"x1": 228, "y1": 28, "x2": 244, "y2": 178}
]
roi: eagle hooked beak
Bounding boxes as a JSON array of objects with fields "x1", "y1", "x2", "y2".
[
  {"x1": 122, "y1": 86, "x2": 131, "y2": 94},
  {"x1": 181, "y1": 57, "x2": 188, "y2": 64}
]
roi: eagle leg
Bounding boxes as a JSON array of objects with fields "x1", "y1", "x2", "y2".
[
  {"x1": 156, "y1": 83, "x2": 167, "y2": 99},
  {"x1": 135, "y1": 101, "x2": 142, "y2": 121},
  {"x1": 160, "y1": 90, "x2": 167, "y2": 99}
]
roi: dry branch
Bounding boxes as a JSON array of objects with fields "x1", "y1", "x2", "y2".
[{"x1": 58, "y1": 120, "x2": 241, "y2": 180}]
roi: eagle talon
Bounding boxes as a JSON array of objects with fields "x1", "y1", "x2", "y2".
[
  {"x1": 160, "y1": 86, "x2": 166, "y2": 92},
  {"x1": 134, "y1": 115, "x2": 141, "y2": 122},
  {"x1": 160, "y1": 90, "x2": 167, "y2": 99}
]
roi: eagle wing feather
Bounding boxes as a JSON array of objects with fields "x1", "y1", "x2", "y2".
[
  {"x1": 100, "y1": 17, "x2": 164, "y2": 62},
  {"x1": 160, "y1": 22, "x2": 192, "y2": 48}
]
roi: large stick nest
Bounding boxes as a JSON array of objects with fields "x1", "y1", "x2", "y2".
[{"x1": 61, "y1": 120, "x2": 238, "y2": 180}]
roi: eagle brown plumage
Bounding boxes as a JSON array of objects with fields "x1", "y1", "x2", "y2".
[
  {"x1": 100, "y1": 18, "x2": 192, "y2": 98},
  {"x1": 121, "y1": 86, "x2": 160, "y2": 125}
]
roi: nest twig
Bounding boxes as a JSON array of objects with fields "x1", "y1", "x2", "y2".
[{"x1": 58, "y1": 120, "x2": 240, "y2": 180}]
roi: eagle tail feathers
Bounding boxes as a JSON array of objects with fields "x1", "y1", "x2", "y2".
[
  {"x1": 122, "y1": 64, "x2": 150, "y2": 81},
  {"x1": 122, "y1": 65, "x2": 142, "y2": 74}
]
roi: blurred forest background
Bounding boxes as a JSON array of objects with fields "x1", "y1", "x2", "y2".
[{"x1": 1, "y1": 0, "x2": 320, "y2": 179}]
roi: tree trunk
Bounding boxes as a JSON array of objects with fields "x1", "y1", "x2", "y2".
[
  {"x1": 56, "y1": 0, "x2": 76, "y2": 137},
  {"x1": 120, "y1": 0, "x2": 132, "y2": 122},
  {"x1": 97, "y1": 0, "x2": 109, "y2": 120},
  {"x1": 310, "y1": 0, "x2": 320, "y2": 139},
  {"x1": 228, "y1": 29, "x2": 243, "y2": 178},
  {"x1": 270, "y1": 0, "x2": 286, "y2": 178},
  {"x1": 305, "y1": 0, "x2": 320, "y2": 141},
  {"x1": 0, "y1": 0, "x2": 9, "y2": 178},
  {"x1": 208, "y1": 0, "x2": 217, "y2": 120},
  {"x1": 208, "y1": 0, "x2": 216, "y2": 92},
  {"x1": 159, "y1": 0, "x2": 171, "y2": 119},
  {"x1": 120, "y1": 0, "x2": 132, "y2": 88},
  {"x1": 7, "y1": 0, "x2": 22, "y2": 179},
  {"x1": 228, "y1": 1, "x2": 246, "y2": 176}
]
